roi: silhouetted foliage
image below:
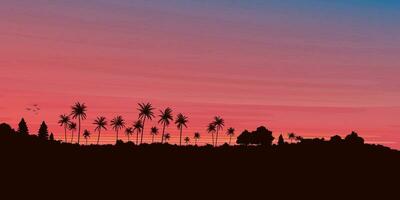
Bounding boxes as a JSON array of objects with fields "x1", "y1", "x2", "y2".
[
  {"x1": 38, "y1": 121, "x2": 49, "y2": 140},
  {"x1": 345, "y1": 131, "x2": 364, "y2": 145},
  {"x1": 278, "y1": 134, "x2": 285, "y2": 145},
  {"x1": 137, "y1": 102, "x2": 155, "y2": 144},
  {"x1": 236, "y1": 126, "x2": 274, "y2": 146},
  {"x1": 49, "y1": 133, "x2": 55, "y2": 141},
  {"x1": 18, "y1": 118, "x2": 29, "y2": 135},
  {"x1": 175, "y1": 113, "x2": 188, "y2": 146},
  {"x1": 158, "y1": 107, "x2": 173, "y2": 144},
  {"x1": 330, "y1": 135, "x2": 343, "y2": 144},
  {"x1": 0, "y1": 123, "x2": 15, "y2": 134},
  {"x1": 70, "y1": 102, "x2": 87, "y2": 144}
]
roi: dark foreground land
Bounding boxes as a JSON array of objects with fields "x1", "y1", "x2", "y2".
[{"x1": 1, "y1": 124, "x2": 399, "y2": 199}]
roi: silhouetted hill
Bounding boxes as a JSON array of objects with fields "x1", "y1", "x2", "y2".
[{"x1": 0, "y1": 122, "x2": 399, "y2": 199}]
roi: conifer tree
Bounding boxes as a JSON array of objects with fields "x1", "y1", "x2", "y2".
[
  {"x1": 18, "y1": 118, "x2": 29, "y2": 135},
  {"x1": 38, "y1": 121, "x2": 49, "y2": 140}
]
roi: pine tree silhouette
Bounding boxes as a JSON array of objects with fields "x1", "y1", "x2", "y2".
[
  {"x1": 278, "y1": 134, "x2": 285, "y2": 145},
  {"x1": 38, "y1": 121, "x2": 49, "y2": 140},
  {"x1": 18, "y1": 118, "x2": 29, "y2": 135}
]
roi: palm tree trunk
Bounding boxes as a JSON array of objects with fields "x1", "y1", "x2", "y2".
[
  {"x1": 128, "y1": 134, "x2": 130, "y2": 142},
  {"x1": 152, "y1": 135, "x2": 154, "y2": 143},
  {"x1": 116, "y1": 130, "x2": 119, "y2": 142},
  {"x1": 141, "y1": 118, "x2": 146, "y2": 144},
  {"x1": 136, "y1": 132, "x2": 139, "y2": 145},
  {"x1": 195, "y1": 139, "x2": 197, "y2": 146},
  {"x1": 97, "y1": 130, "x2": 101, "y2": 145},
  {"x1": 77, "y1": 117, "x2": 81, "y2": 144},
  {"x1": 211, "y1": 133, "x2": 215, "y2": 146},
  {"x1": 229, "y1": 136, "x2": 232, "y2": 145},
  {"x1": 215, "y1": 129, "x2": 219, "y2": 146},
  {"x1": 179, "y1": 127, "x2": 182, "y2": 146},
  {"x1": 70, "y1": 130, "x2": 74, "y2": 143},
  {"x1": 86, "y1": 139, "x2": 88, "y2": 145},
  {"x1": 161, "y1": 124, "x2": 166, "y2": 143},
  {"x1": 64, "y1": 126, "x2": 67, "y2": 142}
]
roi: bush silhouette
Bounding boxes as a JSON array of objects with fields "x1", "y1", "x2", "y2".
[
  {"x1": 0, "y1": 123, "x2": 15, "y2": 135},
  {"x1": 345, "y1": 131, "x2": 364, "y2": 145},
  {"x1": 330, "y1": 135, "x2": 343, "y2": 144},
  {"x1": 278, "y1": 134, "x2": 285, "y2": 145},
  {"x1": 236, "y1": 126, "x2": 274, "y2": 146}
]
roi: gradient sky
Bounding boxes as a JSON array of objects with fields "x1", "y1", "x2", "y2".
[{"x1": 1, "y1": 0, "x2": 400, "y2": 148}]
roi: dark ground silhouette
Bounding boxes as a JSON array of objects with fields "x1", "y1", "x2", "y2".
[{"x1": 0, "y1": 122, "x2": 399, "y2": 199}]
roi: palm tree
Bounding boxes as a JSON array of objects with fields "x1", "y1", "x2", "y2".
[
  {"x1": 158, "y1": 107, "x2": 173, "y2": 144},
  {"x1": 212, "y1": 116, "x2": 224, "y2": 146},
  {"x1": 288, "y1": 133, "x2": 296, "y2": 143},
  {"x1": 83, "y1": 129, "x2": 91, "y2": 145},
  {"x1": 70, "y1": 102, "x2": 87, "y2": 144},
  {"x1": 137, "y1": 103, "x2": 155, "y2": 144},
  {"x1": 150, "y1": 126, "x2": 159, "y2": 143},
  {"x1": 68, "y1": 122, "x2": 77, "y2": 143},
  {"x1": 133, "y1": 120, "x2": 143, "y2": 145},
  {"x1": 125, "y1": 127, "x2": 133, "y2": 142},
  {"x1": 184, "y1": 137, "x2": 190, "y2": 145},
  {"x1": 93, "y1": 116, "x2": 107, "y2": 145},
  {"x1": 164, "y1": 133, "x2": 171, "y2": 143},
  {"x1": 58, "y1": 114, "x2": 71, "y2": 143},
  {"x1": 110, "y1": 116, "x2": 125, "y2": 143},
  {"x1": 194, "y1": 132, "x2": 200, "y2": 145},
  {"x1": 207, "y1": 123, "x2": 216, "y2": 146},
  {"x1": 226, "y1": 127, "x2": 235, "y2": 145},
  {"x1": 175, "y1": 113, "x2": 188, "y2": 146}
]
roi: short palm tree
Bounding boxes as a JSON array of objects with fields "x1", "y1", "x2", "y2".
[
  {"x1": 288, "y1": 133, "x2": 296, "y2": 143},
  {"x1": 58, "y1": 114, "x2": 71, "y2": 143},
  {"x1": 93, "y1": 116, "x2": 107, "y2": 145},
  {"x1": 175, "y1": 113, "x2": 188, "y2": 146},
  {"x1": 194, "y1": 132, "x2": 200, "y2": 145},
  {"x1": 226, "y1": 127, "x2": 235, "y2": 145},
  {"x1": 68, "y1": 122, "x2": 77, "y2": 143},
  {"x1": 150, "y1": 126, "x2": 159, "y2": 143},
  {"x1": 83, "y1": 129, "x2": 91, "y2": 145},
  {"x1": 158, "y1": 107, "x2": 173, "y2": 144},
  {"x1": 164, "y1": 133, "x2": 171, "y2": 143},
  {"x1": 110, "y1": 116, "x2": 125, "y2": 143},
  {"x1": 207, "y1": 123, "x2": 216, "y2": 146},
  {"x1": 133, "y1": 120, "x2": 143, "y2": 145},
  {"x1": 70, "y1": 102, "x2": 87, "y2": 144},
  {"x1": 137, "y1": 103, "x2": 155, "y2": 144},
  {"x1": 125, "y1": 127, "x2": 133, "y2": 142},
  {"x1": 184, "y1": 137, "x2": 190, "y2": 145},
  {"x1": 212, "y1": 116, "x2": 224, "y2": 146}
]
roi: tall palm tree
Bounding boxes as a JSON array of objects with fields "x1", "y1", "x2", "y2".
[
  {"x1": 175, "y1": 113, "x2": 188, "y2": 146},
  {"x1": 212, "y1": 116, "x2": 225, "y2": 146},
  {"x1": 125, "y1": 127, "x2": 133, "y2": 142},
  {"x1": 150, "y1": 126, "x2": 159, "y2": 143},
  {"x1": 137, "y1": 103, "x2": 155, "y2": 144},
  {"x1": 58, "y1": 114, "x2": 71, "y2": 143},
  {"x1": 83, "y1": 129, "x2": 91, "y2": 145},
  {"x1": 158, "y1": 107, "x2": 173, "y2": 144},
  {"x1": 164, "y1": 133, "x2": 171, "y2": 143},
  {"x1": 93, "y1": 116, "x2": 107, "y2": 145},
  {"x1": 70, "y1": 102, "x2": 87, "y2": 144},
  {"x1": 133, "y1": 120, "x2": 143, "y2": 145},
  {"x1": 194, "y1": 132, "x2": 200, "y2": 146},
  {"x1": 110, "y1": 116, "x2": 125, "y2": 143},
  {"x1": 207, "y1": 123, "x2": 216, "y2": 146},
  {"x1": 226, "y1": 127, "x2": 235, "y2": 145},
  {"x1": 184, "y1": 137, "x2": 190, "y2": 145},
  {"x1": 68, "y1": 122, "x2": 77, "y2": 143}
]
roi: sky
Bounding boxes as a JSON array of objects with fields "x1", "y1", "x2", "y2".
[{"x1": 1, "y1": 0, "x2": 400, "y2": 148}]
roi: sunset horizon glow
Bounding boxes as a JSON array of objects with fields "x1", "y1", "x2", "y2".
[{"x1": 1, "y1": 0, "x2": 399, "y2": 148}]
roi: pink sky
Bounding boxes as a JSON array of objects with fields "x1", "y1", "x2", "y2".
[{"x1": 1, "y1": 0, "x2": 399, "y2": 148}]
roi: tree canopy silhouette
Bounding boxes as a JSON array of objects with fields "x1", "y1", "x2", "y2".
[
  {"x1": 71, "y1": 102, "x2": 87, "y2": 144},
  {"x1": 138, "y1": 102, "x2": 155, "y2": 144},
  {"x1": 236, "y1": 126, "x2": 274, "y2": 146},
  {"x1": 18, "y1": 118, "x2": 29, "y2": 135},
  {"x1": 38, "y1": 121, "x2": 49, "y2": 140},
  {"x1": 158, "y1": 107, "x2": 173, "y2": 144}
]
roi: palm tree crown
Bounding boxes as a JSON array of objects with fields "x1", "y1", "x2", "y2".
[
  {"x1": 68, "y1": 122, "x2": 77, "y2": 143},
  {"x1": 194, "y1": 132, "x2": 200, "y2": 145},
  {"x1": 184, "y1": 137, "x2": 190, "y2": 145},
  {"x1": 207, "y1": 123, "x2": 216, "y2": 145},
  {"x1": 226, "y1": 127, "x2": 235, "y2": 145},
  {"x1": 133, "y1": 120, "x2": 143, "y2": 145},
  {"x1": 150, "y1": 126, "x2": 159, "y2": 143},
  {"x1": 83, "y1": 129, "x2": 91, "y2": 145},
  {"x1": 125, "y1": 127, "x2": 133, "y2": 142}
]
